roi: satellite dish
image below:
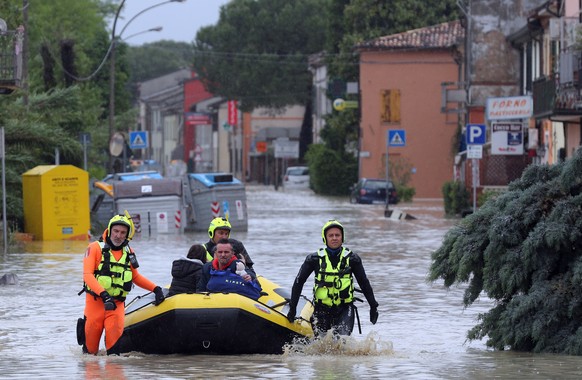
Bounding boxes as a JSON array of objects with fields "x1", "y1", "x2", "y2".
[
  {"x1": 0, "y1": 19, "x2": 7, "y2": 33},
  {"x1": 109, "y1": 132, "x2": 125, "y2": 157}
]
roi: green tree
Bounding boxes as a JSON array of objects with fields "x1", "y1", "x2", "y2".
[
  {"x1": 429, "y1": 148, "x2": 582, "y2": 354},
  {"x1": 192, "y1": 0, "x2": 328, "y2": 112},
  {"x1": 0, "y1": 0, "x2": 122, "y2": 230},
  {"x1": 306, "y1": 144, "x2": 356, "y2": 195},
  {"x1": 126, "y1": 40, "x2": 195, "y2": 102},
  {"x1": 316, "y1": 0, "x2": 459, "y2": 195},
  {"x1": 0, "y1": 87, "x2": 86, "y2": 230}
]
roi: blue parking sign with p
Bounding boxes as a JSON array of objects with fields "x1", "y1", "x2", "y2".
[{"x1": 466, "y1": 124, "x2": 486, "y2": 145}]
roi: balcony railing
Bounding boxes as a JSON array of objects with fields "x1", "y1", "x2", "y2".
[
  {"x1": 0, "y1": 27, "x2": 23, "y2": 95},
  {"x1": 533, "y1": 74, "x2": 582, "y2": 120}
]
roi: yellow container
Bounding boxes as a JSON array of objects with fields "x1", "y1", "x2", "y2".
[{"x1": 22, "y1": 165, "x2": 90, "y2": 241}]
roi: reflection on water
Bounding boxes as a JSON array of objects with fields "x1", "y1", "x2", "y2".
[{"x1": 1, "y1": 186, "x2": 582, "y2": 378}]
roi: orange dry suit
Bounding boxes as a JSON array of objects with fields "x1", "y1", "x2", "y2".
[{"x1": 82, "y1": 231, "x2": 157, "y2": 354}]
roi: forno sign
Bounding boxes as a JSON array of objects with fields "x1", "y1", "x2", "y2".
[{"x1": 486, "y1": 96, "x2": 532, "y2": 120}]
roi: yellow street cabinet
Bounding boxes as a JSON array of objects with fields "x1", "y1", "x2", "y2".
[{"x1": 22, "y1": 165, "x2": 90, "y2": 240}]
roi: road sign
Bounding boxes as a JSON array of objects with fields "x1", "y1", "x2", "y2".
[
  {"x1": 274, "y1": 138, "x2": 299, "y2": 159},
  {"x1": 79, "y1": 132, "x2": 91, "y2": 145},
  {"x1": 467, "y1": 145, "x2": 483, "y2": 159},
  {"x1": 387, "y1": 130, "x2": 406, "y2": 147},
  {"x1": 466, "y1": 124, "x2": 486, "y2": 145},
  {"x1": 129, "y1": 131, "x2": 148, "y2": 149}
]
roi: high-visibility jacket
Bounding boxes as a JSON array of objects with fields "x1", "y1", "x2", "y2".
[
  {"x1": 85, "y1": 242, "x2": 133, "y2": 300},
  {"x1": 313, "y1": 247, "x2": 354, "y2": 306}
]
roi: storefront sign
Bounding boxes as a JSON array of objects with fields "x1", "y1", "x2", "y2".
[
  {"x1": 486, "y1": 96, "x2": 532, "y2": 120},
  {"x1": 491, "y1": 122, "x2": 524, "y2": 155}
]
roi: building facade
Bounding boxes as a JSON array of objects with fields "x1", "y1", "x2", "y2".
[{"x1": 357, "y1": 21, "x2": 464, "y2": 198}]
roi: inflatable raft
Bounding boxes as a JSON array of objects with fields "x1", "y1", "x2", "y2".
[{"x1": 110, "y1": 276, "x2": 314, "y2": 355}]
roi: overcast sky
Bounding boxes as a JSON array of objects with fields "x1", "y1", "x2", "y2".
[{"x1": 112, "y1": 0, "x2": 231, "y2": 45}]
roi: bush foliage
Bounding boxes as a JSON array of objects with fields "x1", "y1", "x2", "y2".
[
  {"x1": 429, "y1": 148, "x2": 582, "y2": 354},
  {"x1": 306, "y1": 144, "x2": 357, "y2": 195},
  {"x1": 442, "y1": 180, "x2": 470, "y2": 216}
]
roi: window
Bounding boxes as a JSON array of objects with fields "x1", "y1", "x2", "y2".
[{"x1": 380, "y1": 89, "x2": 401, "y2": 123}]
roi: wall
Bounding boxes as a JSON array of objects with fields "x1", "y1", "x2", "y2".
[
  {"x1": 469, "y1": 0, "x2": 546, "y2": 105},
  {"x1": 359, "y1": 49, "x2": 460, "y2": 198}
]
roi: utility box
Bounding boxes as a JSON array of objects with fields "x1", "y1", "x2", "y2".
[
  {"x1": 114, "y1": 178, "x2": 185, "y2": 236},
  {"x1": 186, "y1": 173, "x2": 248, "y2": 232},
  {"x1": 22, "y1": 165, "x2": 90, "y2": 240}
]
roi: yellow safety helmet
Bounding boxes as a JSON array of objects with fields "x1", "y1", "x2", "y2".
[
  {"x1": 107, "y1": 213, "x2": 134, "y2": 240},
  {"x1": 208, "y1": 217, "x2": 231, "y2": 239},
  {"x1": 322, "y1": 219, "x2": 344, "y2": 245}
]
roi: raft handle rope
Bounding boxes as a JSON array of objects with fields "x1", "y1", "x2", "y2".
[
  {"x1": 124, "y1": 291, "x2": 151, "y2": 309},
  {"x1": 271, "y1": 298, "x2": 290, "y2": 309}
]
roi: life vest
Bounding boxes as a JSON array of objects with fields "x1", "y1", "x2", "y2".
[
  {"x1": 85, "y1": 242, "x2": 133, "y2": 301},
  {"x1": 203, "y1": 242, "x2": 214, "y2": 263},
  {"x1": 313, "y1": 247, "x2": 354, "y2": 306},
  {"x1": 207, "y1": 265, "x2": 262, "y2": 300}
]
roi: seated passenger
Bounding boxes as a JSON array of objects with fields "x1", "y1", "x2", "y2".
[
  {"x1": 196, "y1": 239, "x2": 262, "y2": 300},
  {"x1": 168, "y1": 244, "x2": 206, "y2": 296},
  {"x1": 203, "y1": 217, "x2": 256, "y2": 279}
]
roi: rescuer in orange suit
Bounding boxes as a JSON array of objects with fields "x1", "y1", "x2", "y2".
[{"x1": 78, "y1": 213, "x2": 165, "y2": 355}]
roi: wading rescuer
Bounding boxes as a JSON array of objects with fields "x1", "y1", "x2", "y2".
[
  {"x1": 78, "y1": 213, "x2": 165, "y2": 355},
  {"x1": 287, "y1": 220, "x2": 379, "y2": 336}
]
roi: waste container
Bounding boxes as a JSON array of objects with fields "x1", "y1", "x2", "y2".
[
  {"x1": 22, "y1": 165, "x2": 90, "y2": 240},
  {"x1": 113, "y1": 177, "x2": 185, "y2": 236},
  {"x1": 90, "y1": 171, "x2": 165, "y2": 233},
  {"x1": 186, "y1": 173, "x2": 248, "y2": 232}
]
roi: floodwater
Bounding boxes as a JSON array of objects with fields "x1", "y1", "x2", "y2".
[{"x1": 1, "y1": 185, "x2": 581, "y2": 379}]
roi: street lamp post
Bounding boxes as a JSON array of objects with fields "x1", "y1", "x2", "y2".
[{"x1": 108, "y1": 0, "x2": 186, "y2": 173}]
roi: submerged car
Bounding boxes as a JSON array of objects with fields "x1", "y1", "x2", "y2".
[
  {"x1": 282, "y1": 166, "x2": 310, "y2": 190},
  {"x1": 350, "y1": 178, "x2": 398, "y2": 204}
]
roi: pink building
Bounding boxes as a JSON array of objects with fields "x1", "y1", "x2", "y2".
[{"x1": 357, "y1": 21, "x2": 464, "y2": 198}]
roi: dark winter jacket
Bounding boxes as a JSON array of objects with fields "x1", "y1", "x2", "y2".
[{"x1": 168, "y1": 257, "x2": 204, "y2": 296}]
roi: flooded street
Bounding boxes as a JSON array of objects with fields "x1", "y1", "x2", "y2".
[{"x1": 1, "y1": 185, "x2": 582, "y2": 379}]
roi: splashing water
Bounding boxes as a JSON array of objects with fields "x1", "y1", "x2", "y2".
[{"x1": 283, "y1": 331, "x2": 394, "y2": 356}]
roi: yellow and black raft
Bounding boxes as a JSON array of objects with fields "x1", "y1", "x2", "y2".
[{"x1": 110, "y1": 276, "x2": 314, "y2": 355}]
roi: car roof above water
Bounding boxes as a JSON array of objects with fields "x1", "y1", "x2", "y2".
[
  {"x1": 286, "y1": 166, "x2": 309, "y2": 175},
  {"x1": 361, "y1": 178, "x2": 394, "y2": 187}
]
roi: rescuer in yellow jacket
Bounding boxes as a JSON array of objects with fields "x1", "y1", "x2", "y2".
[{"x1": 287, "y1": 220, "x2": 379, "y2": 337}]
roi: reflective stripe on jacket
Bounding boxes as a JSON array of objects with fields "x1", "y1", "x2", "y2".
[{"x1": 313, "y1": 247, "x2": 354, "y2": 306}]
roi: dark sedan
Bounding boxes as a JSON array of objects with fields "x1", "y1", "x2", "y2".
[{"x1": 349, "y1": 178, "x2": 398, "y2": 204}]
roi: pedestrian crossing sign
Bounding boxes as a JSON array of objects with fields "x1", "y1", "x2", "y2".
[
  {"x1": 387, "y1": 129, "x2": 406, "y2": 147},
  {"x1": 129, "y1": 131, "x2": 148, "y2": 149}
]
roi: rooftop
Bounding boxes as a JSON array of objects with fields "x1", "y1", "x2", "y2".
[{"x1": 356, "y1": 20, "x2": 464, "y2": 51}]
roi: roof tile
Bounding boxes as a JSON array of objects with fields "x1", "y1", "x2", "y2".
[{"x1": 357, "y1": 20, "x2": 464, "y2": 51}]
